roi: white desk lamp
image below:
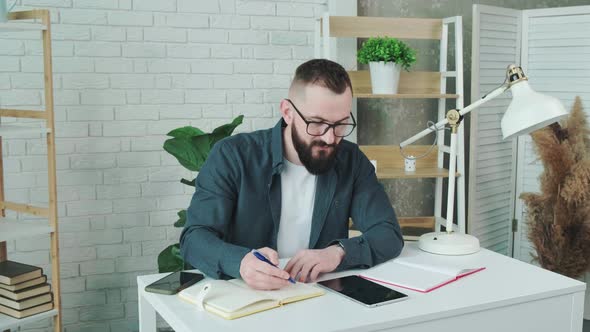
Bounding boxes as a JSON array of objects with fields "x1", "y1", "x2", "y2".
[{"x1": 399, "y1": 64, "x2": 568, "y2": 255}]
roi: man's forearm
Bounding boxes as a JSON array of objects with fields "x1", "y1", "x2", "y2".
[
  {"x1": 336, "y1": 221, "x2": 403, "y2": 270},
  {"x1": 180, "y1": 226, "x2": 250, "y2": 279}
]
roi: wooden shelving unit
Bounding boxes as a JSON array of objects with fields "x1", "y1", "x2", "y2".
[
  {"x1": 353, "y1": 93, "x2": 459, "y2": 99},
  {"x1": 0, "y1": 10, "x2": 61, "y2": 332},
  {"x1": 347, "y1": 71, "x2": 460, "y2": 99},
  {"x1": 359, "y1": 145, "x2": 460, "y2": 179},
  {"x1": 0, "y1": 124, "x2": 51, "y2": 137},
  {"x1": 0, "y1": 309, "x2": 58, "y2": 332},
  {"x1": 0, "y1": 218, "x2": 55, "y2": 242},
  {"x1": 316, "y1": 14, "x2": 466, "y2": 239},
  {"x1": 0, "y1": 22, "x2": 46, "y2": 31}
]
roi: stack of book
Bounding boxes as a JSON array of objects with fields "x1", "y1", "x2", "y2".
[{"x1": 0, "y1": 260, "x2": 54, "y2": 319}]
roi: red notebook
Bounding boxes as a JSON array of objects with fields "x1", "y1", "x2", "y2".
[{"x1": 360, "y1": 245, "x2": 485, "y2": 293}]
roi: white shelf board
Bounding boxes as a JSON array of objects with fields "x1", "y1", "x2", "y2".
[
  {"x1": 0, "y1": 217, "x2": 53, "y2": 242},
  {"x1": 0, "y1": 124, "x2": 50, "y2": 138},
  {"x1": 0, "y1": 22, "x2": 46, "y2": 31},
  {"x1": 0, "y1": 309, "x2": 57, "y2": 331}
]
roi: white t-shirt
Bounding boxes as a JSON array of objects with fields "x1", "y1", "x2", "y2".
[{"x1": 277, "y1": 159, "x2": 317, "y2": 258}]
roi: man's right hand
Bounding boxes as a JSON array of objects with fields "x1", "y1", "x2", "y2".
[{"x1": 239, "y1": 247, "x2": 291, "y2": 290}]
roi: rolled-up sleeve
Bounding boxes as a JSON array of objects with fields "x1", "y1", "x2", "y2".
[
  {"x1": 336, "y1": 148, "x2": 404, "y2": 270},
  {"x1": 179, "y1": 140, "x2": 250, "y2": 279}
]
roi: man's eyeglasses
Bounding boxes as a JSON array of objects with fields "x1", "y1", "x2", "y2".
[{"x1": 285, "y1": 99, "x2": 356, "y2": 138}]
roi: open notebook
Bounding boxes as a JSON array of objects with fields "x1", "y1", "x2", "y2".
[
  {"x1": 360, "y1": 245, "x2": 485, "y2": 293},
  {"x1": 178, "y1": 279, "x2": 324, "y2": 320}
]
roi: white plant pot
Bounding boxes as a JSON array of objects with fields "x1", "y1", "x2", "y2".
[{"x1": 369, "y1": 61, "x2": 402, "y2": 94}]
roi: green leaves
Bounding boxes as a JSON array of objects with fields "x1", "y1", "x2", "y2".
[
  {"x1": 167, "y1": 126, "x2": 206, "y2": 139},
  {"x1": 210, "y1": 116, "x2": 245, "y2": 146},
  {"x1": 357, "y1": 37, "x2": 417, "y2": 70},
  {"x1": 163, "y1": 115, "x2": 244, "y2": 172},
  {"x1": 174, "y1": 210, "x2": 186, "y2": 228},
  {"x1": 157, "y1": 244, "x2": 184, "y2": 273},
  {"x1": 163, "y1": 135, "x2": 210, "y2": 172},
  {"x1": 157, "y1": 115, "x2": 244, "y2": 274}
]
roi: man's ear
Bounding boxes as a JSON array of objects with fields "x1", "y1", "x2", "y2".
[{"x1": 280, "y1": 99, "x2": 294, "y2": 125}]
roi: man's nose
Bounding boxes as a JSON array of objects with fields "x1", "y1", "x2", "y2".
[{"x1": 322, "y1": 127, "x2": 336, "y2": 145}]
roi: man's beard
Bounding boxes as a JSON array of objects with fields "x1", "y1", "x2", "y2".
[{"x1": 291, "y1": 127, "x2": 339, "y2": 175}]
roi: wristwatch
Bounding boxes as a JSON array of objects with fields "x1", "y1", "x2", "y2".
[{"x1": 336, "y1": 241, "x2": 346, "y2": 254}]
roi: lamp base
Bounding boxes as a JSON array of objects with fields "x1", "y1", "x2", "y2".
[{"x1": 418, "y1": 232, "x2": 480, "y2": 255}]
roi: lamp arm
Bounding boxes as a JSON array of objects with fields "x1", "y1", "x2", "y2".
[
  {"x1": 399, "y1": 118, "x2": 449, "y2": 148},
  {"x1": 399, "y1": 84, "x2": 509, "y2": 148},
  {"x1": 458, "y1": 83, "x2": 509, "y2": 117}
]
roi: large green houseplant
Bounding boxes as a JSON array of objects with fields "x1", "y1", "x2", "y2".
[
  {"x1": 357, "y1": 37, "x2": 416, "y2": 94},
  {"x1": 157, "y1": 115, "x2": 244, "y2": 273}
]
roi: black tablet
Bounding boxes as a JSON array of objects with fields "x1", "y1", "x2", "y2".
[
  {"x1": 318, "y1": 275, "x2": 408, "y2": 307},
  {"x1": 145, "y1": 271, "x2": 204, "y2": 295}
]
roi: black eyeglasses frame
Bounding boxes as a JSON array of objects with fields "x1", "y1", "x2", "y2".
[{"x1": 285, "y1": 99, "x2": 356, "y2": 138}]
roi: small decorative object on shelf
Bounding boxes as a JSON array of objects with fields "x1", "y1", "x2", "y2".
[
  {"x1": 404, "y1": 155, "x2": 416, "y2": 172},
  {"x1": 357, "y1": 37, "x2": 416, "y2": 94}
]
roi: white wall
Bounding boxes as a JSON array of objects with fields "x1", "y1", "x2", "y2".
[{"x1": 0, "y1": 0, "x2": 327, "y2": 330}]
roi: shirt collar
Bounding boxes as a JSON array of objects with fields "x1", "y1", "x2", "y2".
[{"x1": 271, "y1": 119, "x2": 286, "y2": 173}]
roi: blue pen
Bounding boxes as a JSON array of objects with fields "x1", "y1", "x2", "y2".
[{"x1": 251, "y1": 249, "x2": 296, "y2": 284}]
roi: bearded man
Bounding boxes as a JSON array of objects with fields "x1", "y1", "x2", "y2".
[{"x1": 180, "y1": 59, "x2": 403, "y2": 290}]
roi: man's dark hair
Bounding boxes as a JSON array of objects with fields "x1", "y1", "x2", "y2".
[{"x1": 292, "y1": 59, "x2": 353, "y2": 95}]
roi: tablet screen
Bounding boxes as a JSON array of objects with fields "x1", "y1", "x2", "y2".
[
  {"x1": 145, "y1": 271, "x2": 204, "y2": 295},
  {"x1": 318, "y1": 275, "x2": 408, "y2": 306}
]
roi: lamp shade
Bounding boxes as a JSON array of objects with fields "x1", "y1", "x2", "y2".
[{"x1": 501, "y1": 80, "x2": 569, "y2": 140}]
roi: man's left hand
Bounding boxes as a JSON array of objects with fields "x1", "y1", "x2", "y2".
[{"x1": 284, "y1": 245, "x2": 345, "y2": 283}]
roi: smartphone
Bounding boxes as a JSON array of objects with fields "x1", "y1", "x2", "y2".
[
  {"x1": 318, "y1": 275, "x2": 408, "y2": 307},
  {"x1": 145, "y1": 271, "x2": 205, "y2": 295}
]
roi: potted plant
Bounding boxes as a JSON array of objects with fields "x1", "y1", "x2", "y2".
[
  {"x1": 357, "y1": 37, "x2": 417, "y2": 94},
  {"x1": 157, "y1": 115, "x2": 243, "y2": 273},
  {"x1": 520, "y1": 97, "x2": 590, "y2": 318}
]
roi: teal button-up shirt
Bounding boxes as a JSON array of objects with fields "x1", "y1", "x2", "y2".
[{"x1": 180, "y1": 119, "x2": 403, "y2": 279}]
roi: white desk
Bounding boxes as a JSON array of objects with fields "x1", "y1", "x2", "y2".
[{"x1": 137, "y1": 243, "x2": 586, "y2": 332}]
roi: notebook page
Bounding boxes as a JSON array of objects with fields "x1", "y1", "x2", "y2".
[
  {"x1": 361, "y1": 261, "x2": 450, "y2": 292},
  {"x1": 180, "y1": 280, "x2": 276, "y2": 313},
  {"x1": 394, "y1": 245, "x2": 483, "y2": 276},
  {"x1": 204, "y1": 299, "x2": 279, "y2": 320},
  {"x1": 230, "y1": 279, "x2": 324, "y2": 304}
]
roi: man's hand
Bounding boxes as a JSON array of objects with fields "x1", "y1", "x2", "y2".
[
  {"x1": 284, "y1": 245, "x2": 345, "y2": 283},
  {"x1": 239, "y1": 247, "x2": 291, "y2": 290}
]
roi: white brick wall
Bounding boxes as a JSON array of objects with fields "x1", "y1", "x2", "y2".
[{"x1": 1, "y1": 0, "x2": 326, "y2": 330}]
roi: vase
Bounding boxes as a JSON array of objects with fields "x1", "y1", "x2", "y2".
[{"x1": 368, "y1": 61, "x2": 402, "y2": 94}]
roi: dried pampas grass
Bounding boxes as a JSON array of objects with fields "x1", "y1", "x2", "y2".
[{"x1": 521, "y1": 96, "x2": 590, "y2": 279}]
